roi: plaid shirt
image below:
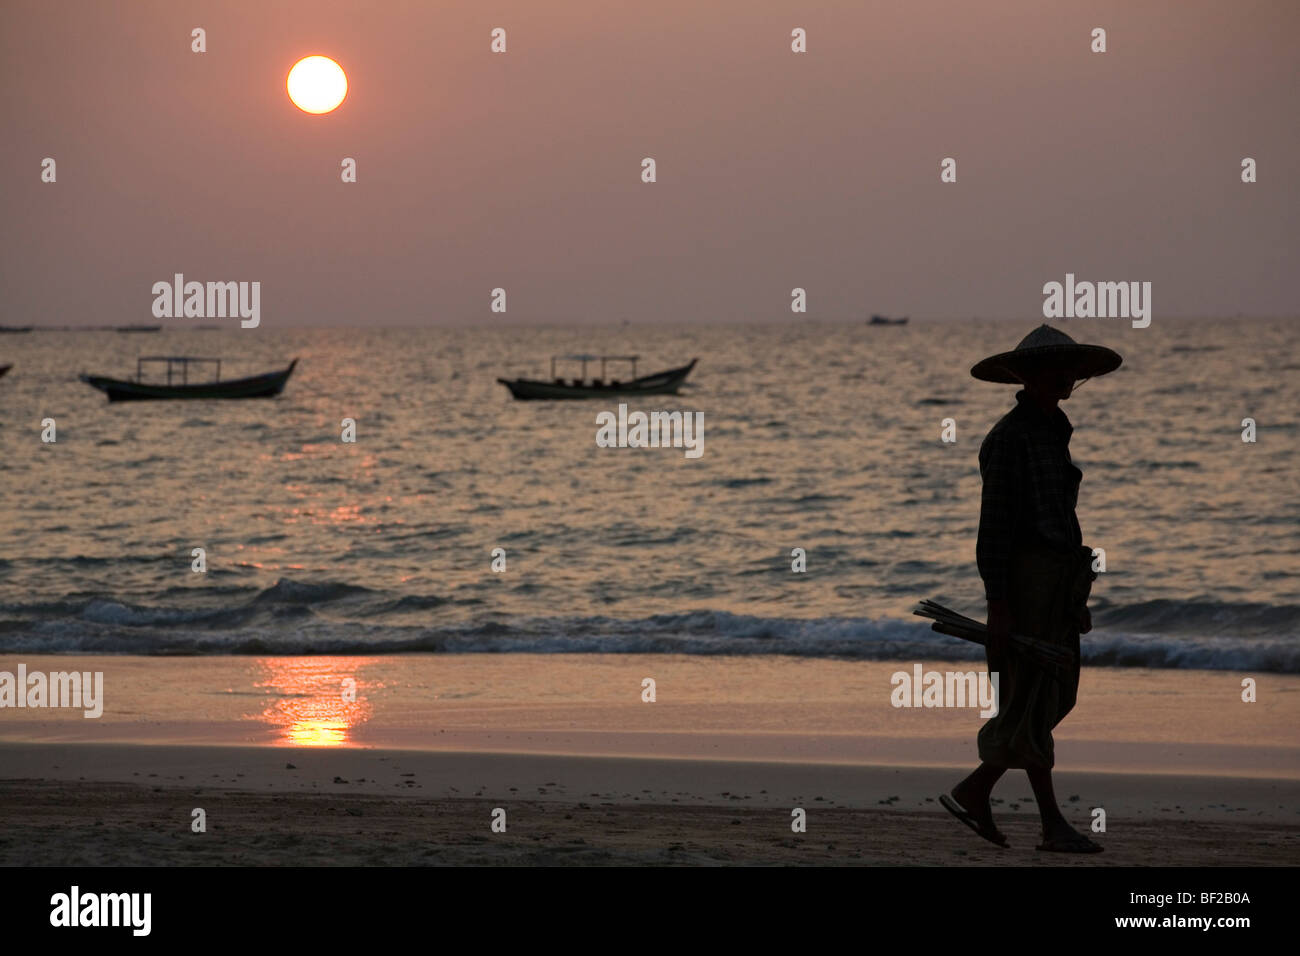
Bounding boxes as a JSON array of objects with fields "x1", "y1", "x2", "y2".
[{"x1": 976, "y1": 391, "x2": 1083, "y2": 602}]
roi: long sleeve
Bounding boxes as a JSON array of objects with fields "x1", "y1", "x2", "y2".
[{"x1": 977, "y1": 429, "x2": 1019, "y2": 602}]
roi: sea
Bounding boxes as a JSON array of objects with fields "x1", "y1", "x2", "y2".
[{"x1": 1, "y1": 318, "x2": 1296, "y2": 671}]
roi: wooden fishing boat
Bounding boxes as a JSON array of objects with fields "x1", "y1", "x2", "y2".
[
  {"x1": 0, "y1": 364, "x2": 11, "y2": 378},
  {"x1": 80, "y1": 356, "x2": 297, "y2": 402},
  {"x1": 498, "y1": 355, "x2": 697, "y2": 400},
  {"x1": 868, "y1": 314, "x2": 909, "y2": 325}
]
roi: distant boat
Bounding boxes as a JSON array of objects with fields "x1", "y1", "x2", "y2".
[
  {"x1": 80, "y1": 356, "x2": 298, "y2": 402},
  {"x1": 868, "y1": 315, "x2": 909, "y2": 326},
  {"x1": 498, "y1": 355, "x2": 697, "y2": 401},
  {"x1": 0, "y1": 325, "x2": 33, "y2": 334},
  {"x1": 0, "y1": 364, "x2": 11, "y2": 378},
  {"x1": 115, "y1": 324, "x2": 162, "y2": 333}
]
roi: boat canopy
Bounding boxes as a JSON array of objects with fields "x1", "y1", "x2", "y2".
[
  {"x1": 136, "y1": 356, "x2": 222, "y2": 384},
  {"x1": 550, "y1": 354, "x2": 641, "y2": 379}
]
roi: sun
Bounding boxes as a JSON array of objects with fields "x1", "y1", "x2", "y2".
[{"x1": 287, "y1": 55, "x2": 347, "y2": 114}]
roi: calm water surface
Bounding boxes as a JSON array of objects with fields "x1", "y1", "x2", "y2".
[{"x1": 1, "y1": 318, "x2": 1296, "y2": 670}]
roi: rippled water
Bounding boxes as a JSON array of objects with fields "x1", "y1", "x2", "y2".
[{"x1": 1, "y1": 319, "x2": 1296, "y2": 669}]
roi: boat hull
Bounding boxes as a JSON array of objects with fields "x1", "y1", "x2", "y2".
[
  {"x1": 80, "y1": 360, "x2": 297, "y2": 402},
  {"x1": 498, "y1": 359, "x2": 697, "y2": 400}
]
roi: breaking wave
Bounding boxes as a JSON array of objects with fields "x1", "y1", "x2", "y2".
[{"x1": 0, "y1": 579, "x2": 1294, "y2": 672}]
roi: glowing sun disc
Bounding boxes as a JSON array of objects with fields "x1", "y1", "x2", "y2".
[{"x1": 287, "y1": 55, "x2": 347, "y2": 114}]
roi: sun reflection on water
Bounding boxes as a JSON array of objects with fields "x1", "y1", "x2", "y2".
[{"x1": 253, "y1": 657, "x2": 377, "y2": 746}]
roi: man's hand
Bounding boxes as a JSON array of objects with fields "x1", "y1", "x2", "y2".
[
  {"x1": 1078, "y1": 606, "x2": 1092, "y2": 634},
  {"x1": 986, "y1": 598, "x2": 1011, "y2": 659}
]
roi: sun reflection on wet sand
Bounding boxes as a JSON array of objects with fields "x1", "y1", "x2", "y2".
[{"x1": 253, "y1": 657, "x2": 377, "y2": 746}]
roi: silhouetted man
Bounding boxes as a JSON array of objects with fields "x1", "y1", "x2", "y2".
[{"x1": 941, "y1": 325, "x2": 1121, "y2": 853}]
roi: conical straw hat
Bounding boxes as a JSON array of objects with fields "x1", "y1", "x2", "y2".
[{"x1": 970, "y1": 324, "x2": 1122, "y2": 384}]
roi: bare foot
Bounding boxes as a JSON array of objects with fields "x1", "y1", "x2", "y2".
[
  {"x1": 951, "y1": 782, "x2": 999, "y2": 836},
  {"x1": 1038, "y1": 819, "x2": 1103, "y2": 853}
]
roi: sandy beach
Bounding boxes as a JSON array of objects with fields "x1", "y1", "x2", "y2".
[{"x1": 2, "y1": 654, "x2": 1296, "y2": 865}]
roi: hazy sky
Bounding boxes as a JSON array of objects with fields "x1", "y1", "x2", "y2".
[{"x1": 2, "y1": 0, "x2": 1297, "y2": 326}]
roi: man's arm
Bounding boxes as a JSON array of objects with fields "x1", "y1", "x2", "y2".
[
  {"x1": 977, "y1": 431, "x2": 1019, "y2": 654},
  {"x1": 976, "y1": 431, "x2": 1017, "y2": 601}
]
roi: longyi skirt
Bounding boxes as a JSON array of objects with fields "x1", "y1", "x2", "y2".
[{"x1": 977, "y1": 544, "x2": 1094, "y2": 770}]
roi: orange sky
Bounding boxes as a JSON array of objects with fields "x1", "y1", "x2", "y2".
[{"x1": 2, "y1": 0, "x2": 1296, "y2": 326}]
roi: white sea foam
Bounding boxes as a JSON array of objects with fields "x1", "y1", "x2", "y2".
[{"x1": 2, "y1": 604, "x2": 1295, "y2": 672}]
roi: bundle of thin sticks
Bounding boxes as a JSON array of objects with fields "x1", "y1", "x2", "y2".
[{"x1": 912, "y1": 600, "x2": 1076, "y2": 672}]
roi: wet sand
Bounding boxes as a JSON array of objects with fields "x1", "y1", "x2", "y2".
[
  {"x1": 1, "y1": 742, "x2": 1296, "y2": 866},
  {"x1": 1, "y1": 654, "x2": 1296, "y2": 865}
]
